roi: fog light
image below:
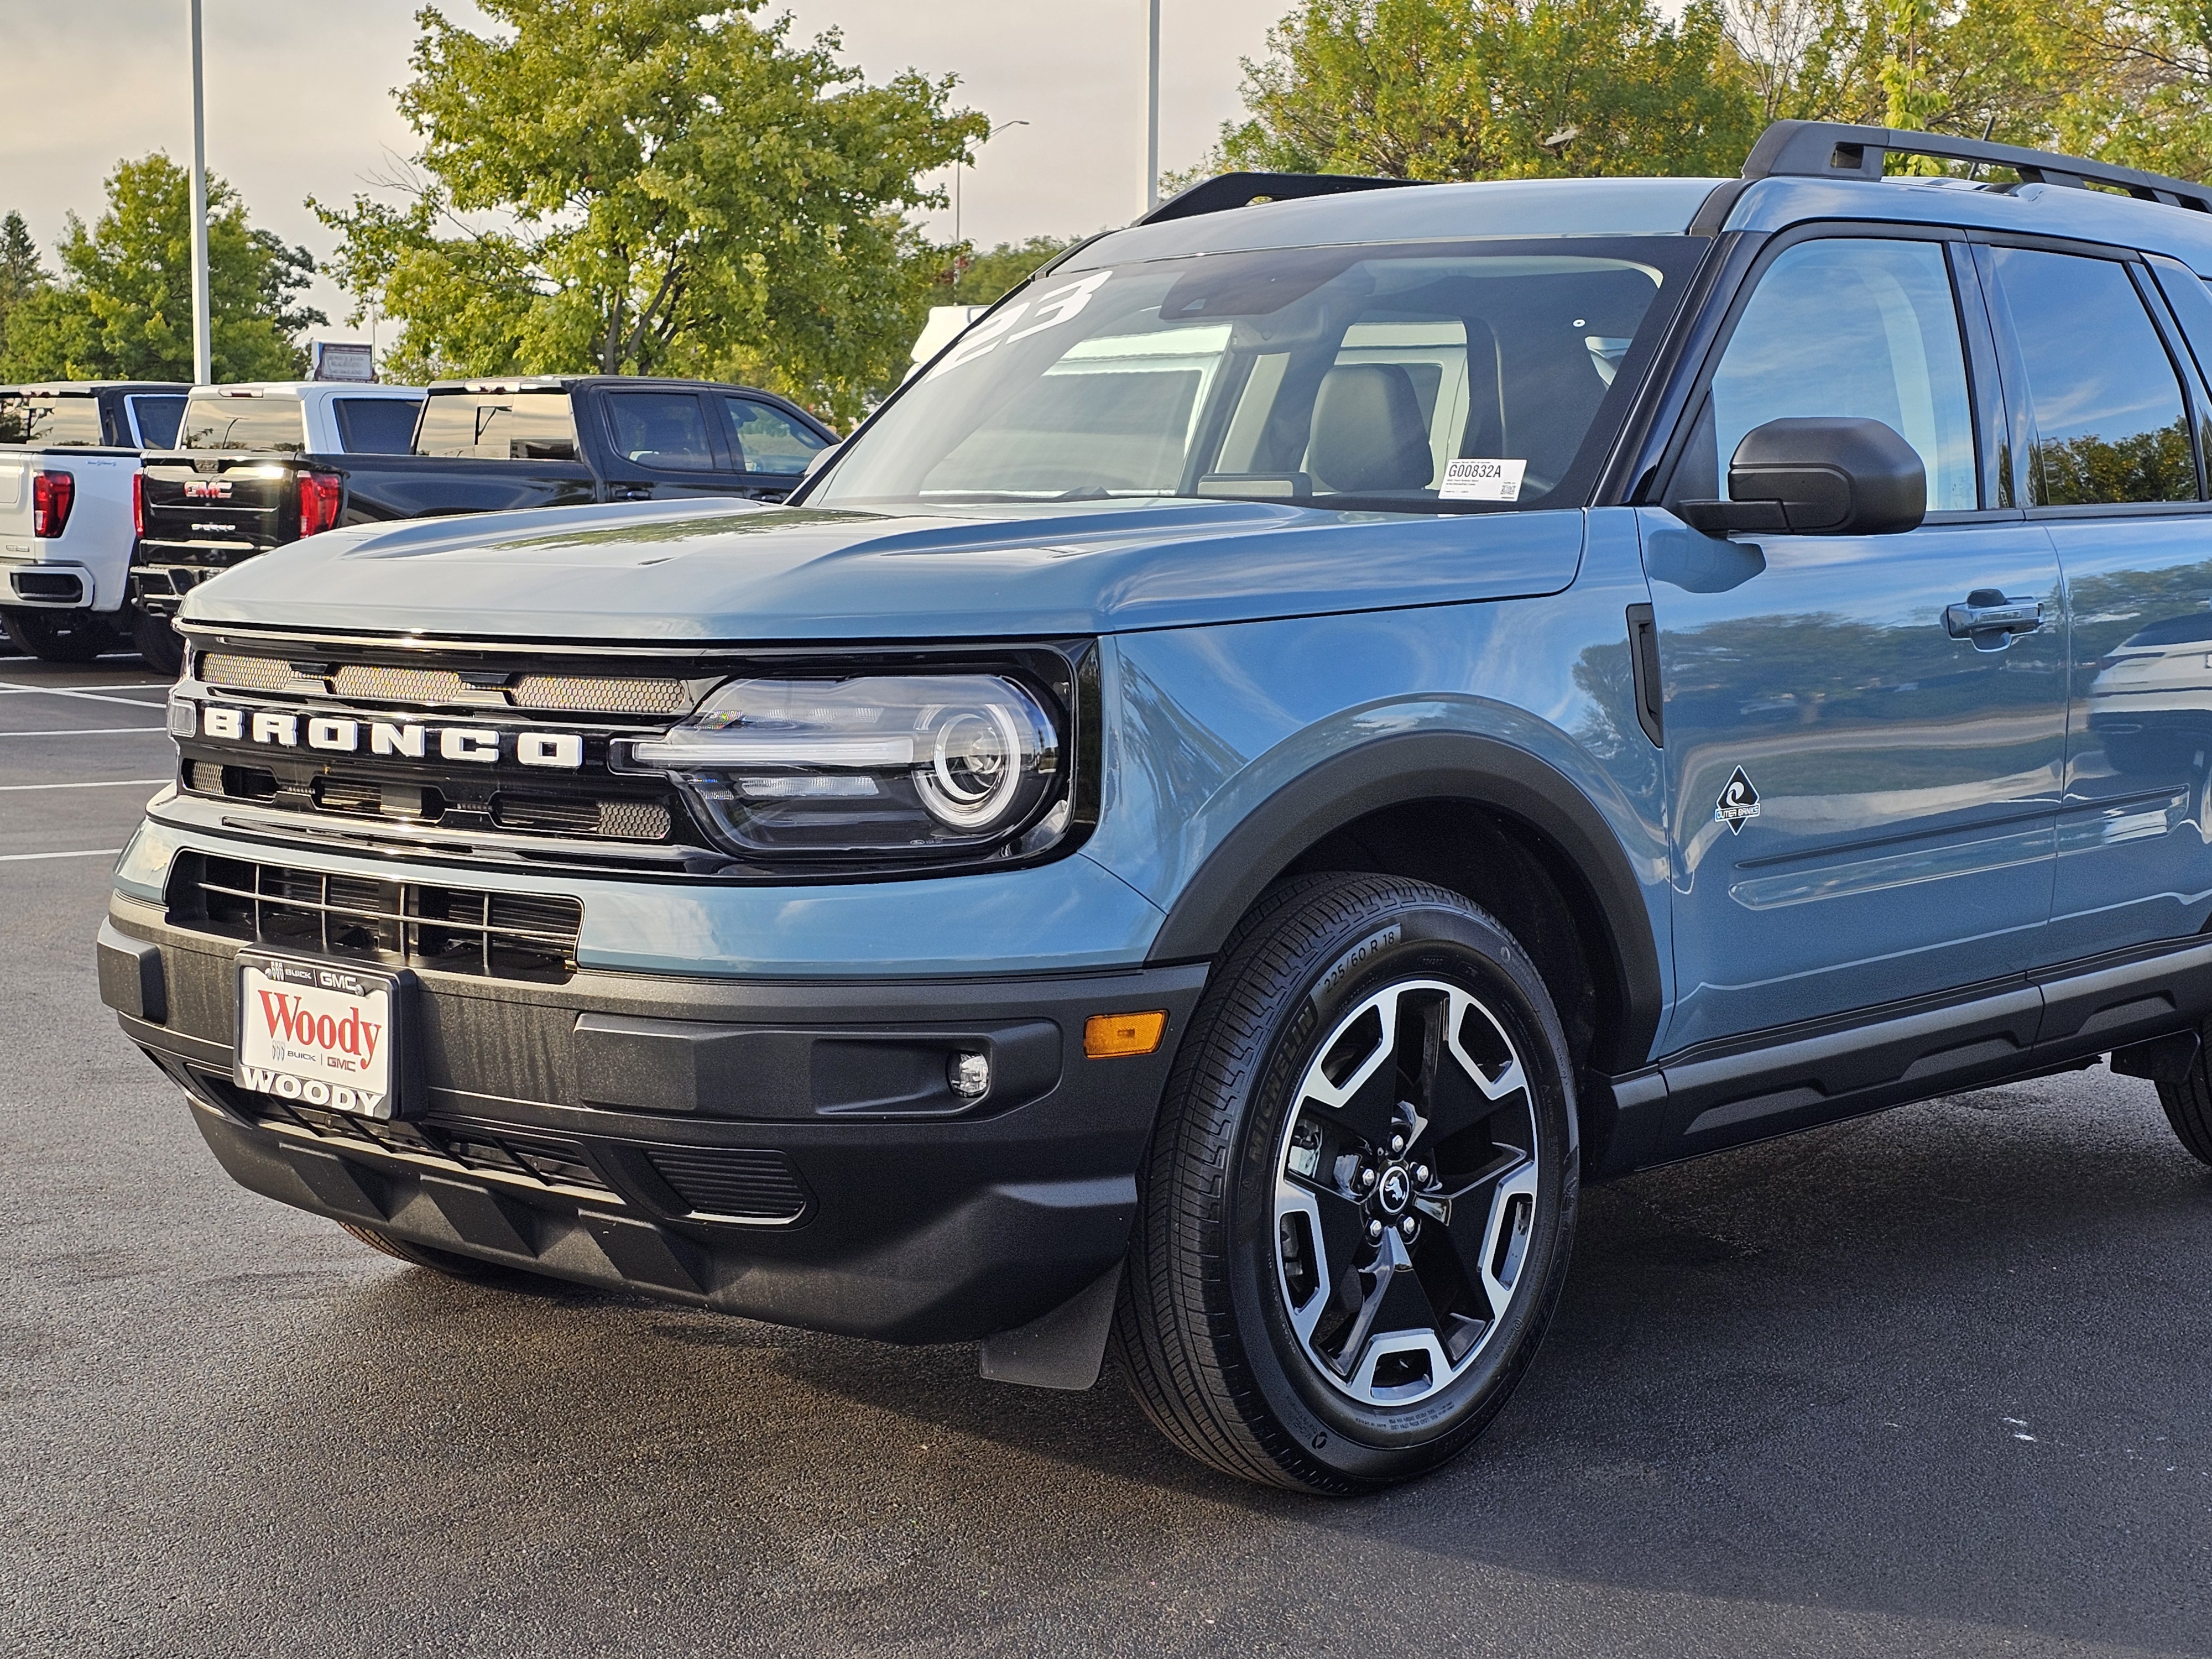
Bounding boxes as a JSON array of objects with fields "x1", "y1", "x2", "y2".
[
  {"x1": 949, "y1": 1051, "x2": 992, "y2": 1099},
  {"x1": 1084, "y1": 1010, "x2": 1167, "y2": 1059}
]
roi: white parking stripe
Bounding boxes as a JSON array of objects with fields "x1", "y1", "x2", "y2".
[
  {"x1": 0, "y1": 682, "x2": 169, "y2": 709},
  {"x1": 0, "y1": 848, "x2": 122, "y2": 862},
  {"x1": 0, "y1": 778, "x2": 167, "y2": 792},
  {"x1": 0, "y1": 727, "x2": 166, "y2": 737}
]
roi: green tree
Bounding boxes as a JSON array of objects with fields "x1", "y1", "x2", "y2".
[
  {"x1": 947, "y1": 236, "x2": 1077, "y2": 306},
  {"x1": 316, "y1": 0, "x2": 987, "y2": 422},
  {"x1": 0, "y1": 210, "x2": 49, "y2": 351},
  {"x1": 0, "y1": 154, "x2": 322, "y2": 383},
  {"x1": 1188, "y1": 0, "x2": 1762, "y2": 184}
]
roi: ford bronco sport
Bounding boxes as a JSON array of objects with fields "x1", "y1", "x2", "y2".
[{"x1": 97, "y1": 121, "x2": 2212, "y2": 1492}]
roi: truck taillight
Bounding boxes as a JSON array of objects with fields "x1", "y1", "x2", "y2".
[
  {"x1": 30, "y1": 470, "x2": 74, "y2": 539},
  {"x1": 132, "y1": 471, "x2": 144, "y2": 539},
  {"x1": 297, "y1": 471, "x2": 343, "y2": 537}
]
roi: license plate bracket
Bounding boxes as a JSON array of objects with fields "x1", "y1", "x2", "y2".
[{"x1": 233, "y1": 952, "x2": 418, "y2": 1121}]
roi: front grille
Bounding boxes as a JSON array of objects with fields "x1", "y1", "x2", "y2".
[
  {"x1": 195, "y1": 1067, "x2": 618, "y2": 1199},
  {"x1": 167, "y1": 851, "x2": 584, "y2": 983},
  {"x1": 493, "y1": 792, "x2": 672, "y2": 841},
  {"x1": 644, "y1": 1146, "x2": 811, "y2": 1222}
]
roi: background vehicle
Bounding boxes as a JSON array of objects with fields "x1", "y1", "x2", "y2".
[
  {"x1": 133, "y1": 376, "x2": 836, "y2": 672},
  {"x1": 101, "y1": 122, "x2": 2212, "y2": 1494},
  {"x1": 0, "y1": 380, "x2": 186, "y2": 662},
  {"x1": 126, "y1": 382, "x2": 428, "y2": 672}
]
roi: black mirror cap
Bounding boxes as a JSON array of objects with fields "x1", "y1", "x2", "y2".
[{"x1": 1679, "y1": 416, "x2": 1927, "y2": 536}]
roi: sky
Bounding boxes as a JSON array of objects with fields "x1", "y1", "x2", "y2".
[{"x1": 0, "y1": 0, "x2": 1291, "y2": 347}]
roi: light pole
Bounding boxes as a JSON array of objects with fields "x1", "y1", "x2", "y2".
[
  {"x1": 956, "y1": 119, "x2": 1027, "y2": 249},
  {"x1": 1146, "y1": 0, "x2": 1161, "y2": 213},
  {"x1": 189, "y1": 0, "x2": 212, "y2": 385}
]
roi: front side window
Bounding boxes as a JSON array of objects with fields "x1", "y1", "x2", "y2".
[
  {"x1": 1691, "y1": 238, "x2": 1978, "y2": 513},
  {"x1": 604, "y1": 391, "x2": 716, "y2": 471},
  {"x1": 128, "y1": 394, "x2": 186, "y2": 448},
  {"x1": 179, "y1": 395, "x2": 307, "y2": 454},
  {"x1": 1990, "y1": 248, "x2": 2195, "y2": 507},
  {"x1": 415, "y1": 392, "x2": 578, "y2": 461},
  {"x1": 0, "y1": 395, "x2": 106, "y2": 447},
  {"x1": 727, "y1": 397, "x2": 827, "y2": 475},
  {"x1": 816, "y1": 238, "x2": 1696, "y2": 514}
]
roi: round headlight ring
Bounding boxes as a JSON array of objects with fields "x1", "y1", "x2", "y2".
[{"x1": 917, "y1": 699, "x2": 1029, "y2": 830}]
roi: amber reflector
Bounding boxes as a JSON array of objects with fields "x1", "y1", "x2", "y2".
[{"x1": 1085, "y1": 1010, "x2": 1167, "y2": 1059}]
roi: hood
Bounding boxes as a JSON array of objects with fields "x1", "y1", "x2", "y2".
[{"x1": 179, "y1": 495, "x2": 1584, "y2": 643}]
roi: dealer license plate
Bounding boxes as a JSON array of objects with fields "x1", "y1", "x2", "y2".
[{"x1": 234, "y1": 954, "x2": 400, "y2": 1120}]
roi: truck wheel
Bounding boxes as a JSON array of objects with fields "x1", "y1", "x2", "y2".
[
  {"x1": 1115, "y1": 873, "x2": 1579, "y2": 1493},
  {"x1": 132, "y1": 611, "x2": 184, "y2": 677},
  {"x1": 1, "y1": 606, "x2": 113, "y2": 664},
  {"x1": 2155, "y1": 1053, "x2": 2212, "y2": 1165},
  {"x1": 335, "y1": 1220, "x2": 513, "y2": 1282}
]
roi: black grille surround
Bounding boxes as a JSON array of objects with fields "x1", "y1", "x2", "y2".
[
  {"x1": 167, "y1": 850, "x2": 584, "y2": 983},
  {"x1": 158, "y1": 627, "x2": 1103, "y2": 883}
]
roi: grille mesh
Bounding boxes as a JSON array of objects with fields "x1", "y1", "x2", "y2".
[
  {"x1": 513, "y1": 674, "x2": 688, "y2": 714},
  {"x1": 201, "y1": 656, "x2": 693, "y2": 717},
  {"x1": 204, "y1": 653, "x2": 314, "y2": 693},
  {"x1": 168, "y1": 852, "x2": 583, "y2": 984},
  {"x1": 331, "y1": 664, "x2": 477, "y2": 705}
]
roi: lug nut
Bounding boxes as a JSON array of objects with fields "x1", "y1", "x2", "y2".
[
  {"x1": 1367, "y1": 1219, "x2": 1384, "y2": 1240},
  {"x1": 1360, "y1": 1167, "x2": 1376, "y2": 1188},
  {"x1": 1390, "y1": 1133, "x2": 1406, "y2": 1155},
  {"x1": 1415, "y1": 1165, "x2": 1430, "y2": 1185},
  {"x1": 1399, "y1": 1215, "x2": 1418, "y2": 1239}
]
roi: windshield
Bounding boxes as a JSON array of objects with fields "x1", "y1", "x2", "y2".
[{"x1": 815, "y1": 238, "x2": 1693, "y2": 514}]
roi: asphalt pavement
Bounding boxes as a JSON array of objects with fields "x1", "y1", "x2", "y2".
[{"x1": 3, "y1": 649, "x2": 2210, "y2": 1658}]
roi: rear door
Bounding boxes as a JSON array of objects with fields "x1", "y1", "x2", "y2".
[
  {"x1": 1977, "y1": 243, "x2": 2212, "y2": 963},
  {"x1": 721, "y1": 395, "x2": 831, "y2": 499},
  {"x1": 598, "y1": 387, "x2": 734, "y2": 500},
  {"x1": 1644, "y1": 229, "x2": 2067, "y2": 1058}
]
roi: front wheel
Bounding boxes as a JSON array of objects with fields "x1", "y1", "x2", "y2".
[
  {"x1": 1115, "y1": 873, "x2": 1579, "y2": 1493},
  {"x1": 2, "y1": 606, "x2": 114, "y2": 663}
]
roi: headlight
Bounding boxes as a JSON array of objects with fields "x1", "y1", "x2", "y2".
[{"x1": 622, "y1": 674, "x2": 1067, "y2": 863}]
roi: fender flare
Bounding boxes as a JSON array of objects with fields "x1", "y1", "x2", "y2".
[{"x1": 1144, "y1": 730, "x2": 1665, "y2": 1073}]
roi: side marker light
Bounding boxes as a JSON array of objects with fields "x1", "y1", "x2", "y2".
[{"x1": 1085, "y1": 1010, "x2": 1167, "y2": 1060}]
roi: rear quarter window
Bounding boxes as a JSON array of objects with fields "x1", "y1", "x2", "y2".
[
  {"x1": 0, "y1": 395, "x2": 106, "y2": 447},
  {"x1": 415, "y1": 392, "x2": 578, "y2": 460},
  {"x1": 180, "y1": 395, "x2": 307, "y2": 454},
  {"x1": 333, "y1": 397, "x2": 423, "y2": 454}
]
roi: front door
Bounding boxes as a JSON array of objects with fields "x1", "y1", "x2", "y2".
[
  {"x1": 1645, "y1": 232, "x2": 2067, "y2": 1054},
  {"x1": 600, "y1": 388, "x2": 734, "y2": 501}
]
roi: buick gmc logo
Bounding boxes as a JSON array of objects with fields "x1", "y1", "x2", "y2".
[
  {"x1": 182, "y1": 479, "x2": 233, "y2": 500},
  {"x1": 199, "y1": 703, "x2": 584, "y2": 769}
]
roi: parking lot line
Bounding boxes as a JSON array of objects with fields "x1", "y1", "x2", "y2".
[
  {"x1": 0, "y1": 848, "x2": 122, "y2": 862},
  {"x1": 0, "y1": 682, "x2": 170, "y2": 709},
  {"x1": 0, "y1": 778, "x2": 168, "y2": 792},
  {"x1": 0, "y1": 727, "x2": 167, "y2": 737}
]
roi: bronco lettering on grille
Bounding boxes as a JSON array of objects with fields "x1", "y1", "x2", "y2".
[{"x1": 200, "y1": 701, "x2": 585, "y2": 769}]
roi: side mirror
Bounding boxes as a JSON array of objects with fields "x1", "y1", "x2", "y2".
[{"x1": 1679, "y1": 416, "x2": 1926, "y2": 536}]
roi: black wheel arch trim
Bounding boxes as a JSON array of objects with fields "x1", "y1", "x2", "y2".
[{"x1": 1142, "y1": 730, "x2": 1665, "y2": 1075}]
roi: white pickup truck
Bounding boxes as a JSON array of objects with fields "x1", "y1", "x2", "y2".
[{"x1": 0, "y1": 382, "x2": 186, "y2": 662}]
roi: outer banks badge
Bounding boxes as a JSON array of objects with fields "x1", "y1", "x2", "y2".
[{"x1": 1715, "y1": 766, "x2": 1761, "y2": 833}]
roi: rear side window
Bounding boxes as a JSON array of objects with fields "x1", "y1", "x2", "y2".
[
  {"x1": 415, "y1": 392, "x2": 578, "y2": 460},
  {"x1": 1989, "y1": 248, "x2": 2195, "y2": 506},
  {"x1": 332, "y1": 397, "x2": 422, "y2": 454},
  {"x1": 128, "y1": 395, "x2": 186, "y2": 448},
  {"x1": 179, "y1": 395, "x2": 307, "y2": 454},
  {"x1": 0, "y1": 395, "x2": 105, "y2": 447},
  {"x1": 1691, "y1": 238, "x2": 1978, "y2": 512},
  {"x1": 726, "y1": 397, "x2": 828, "y2": 475},
  {"x1": 605, "y1": 391, "x2": 717, "y2": 471}
]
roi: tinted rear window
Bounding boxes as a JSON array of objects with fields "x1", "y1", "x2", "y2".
[
  {"x1": 605, "y1": 390, "x2": 717, "y2": 470},
  {"x1": 180, "y1": 395, "x2": 307, "y2": 454},
  {"x1": 129, "y1": 395, "x2": 186, "y2": 448},
  {"x1": 0, "y1": 395, "x2": 106, "y2": 447},
  {"x1": 333, "y1": 397, "x2": 422, "y2": 454},
  {"x1": 727, "y1": 397, "x2": 828, "y2": 475},
  {"x1": 415, "y1": 392, "x2": 578, "y2": 460}
]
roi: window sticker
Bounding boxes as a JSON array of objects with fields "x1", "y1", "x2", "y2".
[
  {"x1": 925, "y1": 270, "x2": 1114, "y2": 382},
  {"x1": 1439, "y1": 457, "x2": 1526, "y2": 502}
]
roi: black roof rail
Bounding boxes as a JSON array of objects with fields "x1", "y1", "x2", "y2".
[
  {"x1": 1139, "y1": 169, "x2": 1427, "y2": 226},
  {"x1": 1741, "y1": 119, "x2": 2212, "y2": 212}
]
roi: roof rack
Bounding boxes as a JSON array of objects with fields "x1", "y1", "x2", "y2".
[
  {"x1": 1741, "y1": 119, "x2": 2212, "y2": 212},
  {"x1": 1139, "y1": 170, "x2": 1426, "y2": 226}
]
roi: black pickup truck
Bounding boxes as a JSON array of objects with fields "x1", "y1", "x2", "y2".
[{"x1": 133, "y1": 376, "x2": 835, "y2": 665}]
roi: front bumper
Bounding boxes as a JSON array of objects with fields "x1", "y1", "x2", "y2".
[{"x1": 101, "y1": 895, "x2": 1206, "y2": 1346}]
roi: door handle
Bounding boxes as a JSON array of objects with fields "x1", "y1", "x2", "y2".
[
  {"x1": 1944, "y1": 589, "x2": 2043, "y2": 650},
  {"x1": 608, "y1": 483, "x2": 652, "y2": 502}
]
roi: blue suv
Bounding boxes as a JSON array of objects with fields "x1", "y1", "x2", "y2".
[{"x1": 98, "y1": 121, "x2": 2212, "y2": 1492}]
